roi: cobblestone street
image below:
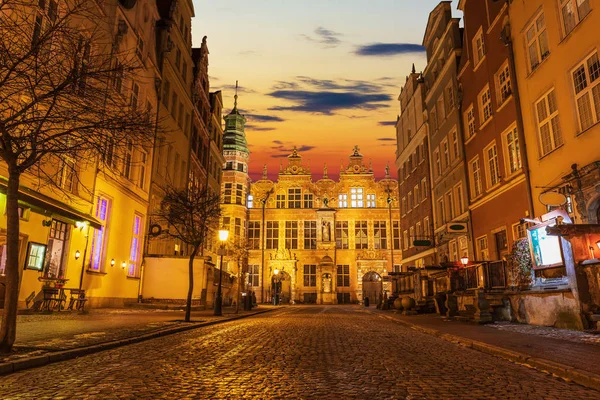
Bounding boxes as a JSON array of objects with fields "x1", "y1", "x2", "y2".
[{"x1": 1, "y1": 306, "x2": 598, "y2": 399}]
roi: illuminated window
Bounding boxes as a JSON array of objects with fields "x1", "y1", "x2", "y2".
[
  {"x1": 56, "y1": 157, "x2": 76, "y2": 193},
  {"x1": 472, "y1": 28, "x2": 486, "y2": 67},
  {"x1": 285, "y1": 221, "x2": 298, "y2": 250},
  {"x1": 495, "y1": 62, "x2": 512, "y2": 105},
  {"x1": 248, "y1": 221, "x2": 260, "y2": 249},
  {"x1": 536, "y1": 89, "x2": 563, "y2": 156},
  {"x1": 485, "y1": 143, "x2": 501, "y2": 187},
  {"x1": 288, "y1": 188, "x2": 301, "y2": 208},
  {"x1": 336, "y1": 265, "x2": 350, "y2": 287},
  {"x1": 248, "y1": 265, "x2": 259, "y2": 287},
  {"x1": 276, "y1": 194, "x2": 285, "y2": 208},
  {"x1": 25, "y1": 243, "x2": 47, "y2": 271},
  {"x1": 512, "y1": 221, "x2": 529, "y2": 241},
  {"x1": 335, "y1": 221, "x2": 349, "y2": 249},
  {"x1": 304, "y1": 221, "x2": 317, "y2": 250},
  {"x1": 476, "y1": 235, "x2": 489, "y2": 260},
  {"x1": 366, "y1": 194, "x2": 376, "y2": 208},
  {"x1": 128, "y1": 214, "x2": 142, "y2": 277},
  {"x1": 89, "y1": 196, "x2": 110, "y2": 271},
  {"x1": 303, "y1": 265, "x2": 317, "y2": 287},
  {"x1": 350, "y1": 188, "x2": 364, "y2": 208},
  {"x1": 247, "y1": 195, "x2": 254, "y2": 208},
  {"x1": 303, "y1": 193, "x2": 313, "y2": 208},
  {"x1": 338, "y1": 193, "x2": 348, "y2": 208},
  {"x1": 478, "y1": 85, "x2": 492, "y2": 124},
  {"x1": 572, "y1": 51, "x2": 600, "y2": 131},
  {"x1": 354, "y1": 221, "x2": 368, "y2": 249},
  {"x1": 526, "y1": 12, "x2": 549, "y2": 71},
  {"x1": 223, "y1": 183, "x2": 232, "y2": 204},
  {"x1": 560, "y1": 0, "x2": 591, "y2": 36},
  {"x1": 266, "y1": 221, "x2": 279, "y2": 250},
  {"x1": 504, "y1": 126, "x2": 522, "y2": 175},
  {"x1": 374, "y1": 221, "x2": 387, "y2": 250},
  {"x1": 138, "y1": 150, "x2": 148, "y2": 189},
  {"x1": 234, "y1": 218, "x2": 242, "y2": 238},
  {"x1": 464, "y1": 105, "x2": 476, "y2": 139},
  {"x1": 469, "y1": 156, "x2": 483, "y2": 198}
]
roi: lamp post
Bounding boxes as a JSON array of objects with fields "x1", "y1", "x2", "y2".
[
  {"x1": 273, "y1": 268, "x2": 280, "y2": 305},
  {"x1": 214, "y1": 228, "x2": 229, "y2": 316},
  {"x1": 460, "y1": 256, "x2": 469, "y2": 267}
]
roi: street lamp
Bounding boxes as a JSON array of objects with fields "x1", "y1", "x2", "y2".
[
  {"x1": 273, "y1": 268, "x2": 280, "y2": 305},
  {"x1": 460, "y1": 256, "x2": 469, "y2": 266},
  {"x1": 214, "y1": 228, "x2": 229, "y2": 316}
]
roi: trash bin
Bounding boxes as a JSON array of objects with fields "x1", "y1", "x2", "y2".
[{"x1": 364, "y1": 297, "x2": 370, "y2": 307}]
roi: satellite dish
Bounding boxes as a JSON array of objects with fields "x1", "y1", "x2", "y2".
[{"x1": 539, "y1": 191, "x2": 567, "y2": 207}]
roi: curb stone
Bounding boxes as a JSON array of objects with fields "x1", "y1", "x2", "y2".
[
  {"x1": 376, "y1": 312, "x2": 600, "y2": 392},
  {"x1": 0, "y1": 308, "x2": 276, "y2": 377}
]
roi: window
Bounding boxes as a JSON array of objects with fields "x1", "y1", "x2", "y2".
[
  {"x1": 470, "y1": 157, "x2": 483, "y2": 198},
  {"x1": 182, "y1": 61, "x2": 187, "y2": 83},
  {"x1": 536, "y1": 89, "x2": 563, "y2": 156},
  {"x1": 572, "y1": 51, "x2": 600, "y2": 131},
  {"x1": 408, "y1": 191, "x2": 413, "y2": 211},
  {"x1": 137, "y1": 150, "x2": 147, "y2": 189},
  {"x1": 130, "y1": 82, "x2": 139, "y2": 110},
  {"x1": 409, "y1": 227, "x2": 415, "y2": 248},
  {"x1": 496, "y1": 62, "x2": 512, "y2": 105},
  {"x1": 234, "y1": 218, "x2": 242, "y2": 238},
  {"x1": 337, "y1": 265, "x2": 350, "y2": 287},
  {"x1": 504, "y1": 126, "x2": 522, "y2": 175},
  {"x1": 248, "y1": 221, "x2": 260, "y2": 249},
  {"x1": 303, "y1": 194, "x2": 313, "y2": 208},
  {"x1": 560, "y1": 0, "x2": 591, "y2": 36},
  {"x1": 136, "y1": 36, "x2": 144, "y2": 60},
  {"x1": 451, "y1": 129, "x2": 459, "y2": 160},
  {"x1": 437, "y1": 96, "x2": 445, "y2": 126},
  {"x1": 403, "y1": 230, "x2": 409, "y2": 250},
  {"x1": 354, "y1": 221, "x2": 368, "y2": 249},
  {"x1": 414, "y1": 185, "x2": 420, "y2": 205},
  {"x1": 335, "y1": 221, "x2": 349, "y2": 249},
  {"x1": 276, "y1": 194, "x2": 285, "y2": 208},
  {"x1": 513, "y1": 221, "x2": 529, "y2": 240},
  {"x1": 465, "y1": 105, "x2": 476, "y2": 139},
  {"x1": 401, "y1": 197, "x2": 407, "y2": 215},
  {"x1": 266, "y1": 221, "x2": 279, "y2": 249},
  {"x1": 424, "y1": 217, "x2": 431, "y2": 239},
  {"x1": 445, "y1": 83, "x2": 455, "y2": 113},
  {"x1": 449, "y1": 240, "x2": 458, "y2": 262},
  {"x1": 248, "y1": 265, "x2": 259, "y2": 287},
  {"x1": 434, "y1": 149, "x2": 441, "y2": 178},
  {"x1": 374, "y1": 221, "x2": 387, "y2": 249},
  {"x1": 171, "y1": 92, "x2": 178, "y2": 118},
  {"x1": 128, "y1": 214, "x2": 142, "y2": 276},
  {"x1": 288, "y1": 188, "x2": 301, "y2": 209},
  {"x1": 338, "y1": 193, "x2": 348, "y2": 208},
  {"x1": 122, "y1": 140, "x2": 133, "y2": 180},
  {"x1": 161, "y1": 80, "x2": 170, "y2": 107},
  {"x1": 442, "y1": 139, "x2": 450, "y2": 169},
  {"x1": 233, "y1": 184, "x2": 243, "y2": 205},
  {"x1": 304, "y1": 221, "x2": 317, "y2": 250},
  {"x1": 472, "y1": 28, "x2": 486, "y2": 66},
  {"x1": 366, "y1": 194, "x2": 376, "y2": 208},
  {"x1": 392, "y1": 221, "x2": 400, "y2": 250},
  {"x1": 478, "y1": 86, "x2": 492, "y2": 124},
  {"x1": 175, "y1": 48, "x2": 181, "y2": 70},
  {"x1": 454, "y1": 183, "x2": 464, "y2": 216},
  {"x1": 223, "y1": 183, "x2": 232, "y2": 204},
  {"x1": 247, "y1": 195, "x2": 254, "y2": 208},
  {"x1": 285, "y1": 221, "x2": 298, "y2": 249},
  {"x1": 32, "y1": 0, "x2": 58, "y2": 53},
  {"x1": 56, "y1": 157, "x2": 76, "y2": 193},
  {"x1": 445, "y1": 191, "x2": 455, "y2": 221},
  {"x1": 459, "y1": 236, "x2": 469, "y2": 258},
  {"x1": 25, "y1": 243, "x2": 47, "y2": 271},
  {"x1": 304, "y1": 265, "x2": 317, "y2": 287},
  {"x1": 421, "y1": 178, "x2": 428, "y2": 200},
  {"x1": 476, "y1": 236, "x2": 489, "y2": 260},
  {"x1": 437, "y1": 198, "x2": 446, "y2": 226},
  {"x1": 526, "y1": 12, "x2": 550, "y2": 71},
  {"x1": 350, "y1": 188, "x2": 364, "y2": 208},
  {"x1": 430, "y1": 106, "x2": 438, "y2": 132},
  {"x1": 485, "y1": 143, "x2": 501, "y2": 187},
  {"x1": 89, "y1": 197, "x2": 110, "y2": 271}
]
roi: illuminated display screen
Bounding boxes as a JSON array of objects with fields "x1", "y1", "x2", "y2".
[{"x1": 528, "y1": 221, "x2": 563, "y2": 269}]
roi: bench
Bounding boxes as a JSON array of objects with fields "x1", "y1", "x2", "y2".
[
  {"x1": 67, "y1": 289, "x2": 87, "y2": 311},
  {"x1": 41, "y1": 287, "x2": 66, "y2": 311}
]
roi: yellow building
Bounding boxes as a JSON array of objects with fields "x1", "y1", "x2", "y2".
[
  {"x1": 245, "y1": 147, "x2": 401, "y2": 304},
  {"x1": 0, "y1": 0, "x2": 160, "y2": 308},
  {"x1": 509, "y1": 0, "x2": 600, "y2": 223}
]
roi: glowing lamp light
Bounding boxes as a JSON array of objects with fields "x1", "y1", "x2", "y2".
[
  {"x1": 460, "y1": 257, "x2": 469, "y2": 266},
  {"x1": 74, "y1": 250, "x2": 81, "y2": 260},
  {"x1": 218, "y1": 229, "x2": 229, "y2": 242},
  {"x1": 274, "y1": 268, "x2": 279, "y2": 275},
  {"x1": 121, "y1": 261, "x2": 127, "y2": 269},
  {"x1": 596, "y1": 240, "x2": 600, "y2": 251},
  {"x1": 111, "y1": 259, "x2": 116, "y2": 267}
]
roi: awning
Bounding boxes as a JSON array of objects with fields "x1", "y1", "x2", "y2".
[{"x1": 0, "y1": 177, "x2": 102, "y2": 229}]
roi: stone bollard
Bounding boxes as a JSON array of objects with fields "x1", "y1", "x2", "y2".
[
  {"x1": 445, "y1": 293, "x2": 459, "y2": 318},
  {"x1": 473, "y1": 290, "x2": 492, "y2": 324}
]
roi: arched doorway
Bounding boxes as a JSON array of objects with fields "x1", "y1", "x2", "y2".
[
  {"x1": 272, "y1": 270, "x2": 292, "y2": 304},
  {"x1": 362, "y1": 271, "x2": 383, "y2": 305}
]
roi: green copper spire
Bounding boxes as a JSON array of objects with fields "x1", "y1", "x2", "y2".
[{"x1": 223, "y1": 81, "x2": 249, "y2": 154}]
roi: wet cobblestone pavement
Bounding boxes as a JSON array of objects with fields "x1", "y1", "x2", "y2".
[{"x1": 1, "y1": 306, "x2": 598, "y2": 399}]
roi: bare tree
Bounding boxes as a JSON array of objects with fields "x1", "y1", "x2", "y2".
[
  {"x1": 0, "y1": 0, "x2": 157, "y2": 352},
  {"x1": 154, "y1": 185, "x2": 222, "y2": 322}
]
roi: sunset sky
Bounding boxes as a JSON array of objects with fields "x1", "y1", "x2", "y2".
[{"x1": 191, "y1": 1, "x2": 460, "y2": 181}]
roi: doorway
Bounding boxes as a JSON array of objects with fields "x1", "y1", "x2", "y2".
[
  {"x1": 272, "y1": 271, "x2": 291, "y2": 304},
  {"x1": 362, "y1": 271, "x2": 382, "y2": 305}
]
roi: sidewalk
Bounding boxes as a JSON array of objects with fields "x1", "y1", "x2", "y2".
[
  {"x1": 1, "y1": 305, "x2": 277, "y2": 366},
  {"x1": 373, "y1": 309, "x2": 600, "y2": 390}
]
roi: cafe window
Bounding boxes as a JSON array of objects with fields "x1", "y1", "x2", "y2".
[
  {"x1": 25, "y1": 242, "x2": 47, "y2": 271},
  {"x1": 89, "y1": 197, "x2": 110, "y2": 271}
]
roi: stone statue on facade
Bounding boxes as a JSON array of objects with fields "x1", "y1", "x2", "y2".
[{"x1": 322, "y1": 220, "x2": 331, "y2": 242}]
